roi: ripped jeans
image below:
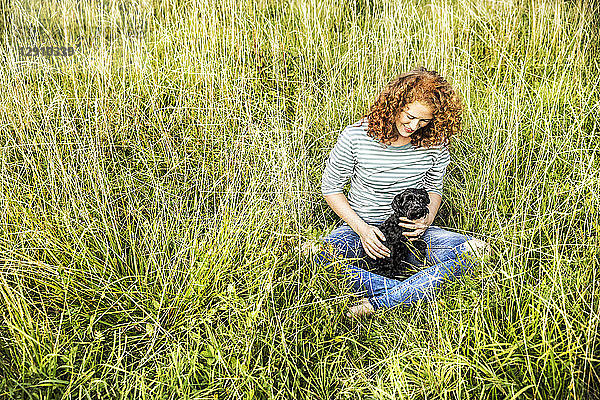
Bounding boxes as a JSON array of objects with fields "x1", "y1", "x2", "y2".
[{"x1": 314, "y1": 220, "x2": 483, "y2": 310}]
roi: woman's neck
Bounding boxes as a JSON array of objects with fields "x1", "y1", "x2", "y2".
[{"x1": 388, "y1": 137, "x2": 412, "y2": 147}]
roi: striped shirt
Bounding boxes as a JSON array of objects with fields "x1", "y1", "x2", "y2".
[{"x1": 321, "y1": 118, "x2": 451, "y2": 224}]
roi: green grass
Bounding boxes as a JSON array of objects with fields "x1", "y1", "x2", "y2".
[{"x1": 0, "y1": 0, "x2": 599, "y2": 398}]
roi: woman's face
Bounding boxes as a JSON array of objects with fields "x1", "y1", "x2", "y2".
[{"x1": 395, "y1": 101, "x2": 434, "y2": 138}]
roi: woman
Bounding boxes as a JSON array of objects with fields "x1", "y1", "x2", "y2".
[{"x1": 314, "y1": 67, "x2": 489, "y2": 317}]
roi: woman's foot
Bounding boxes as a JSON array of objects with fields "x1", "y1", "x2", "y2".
[
  {"x1": 465, "y1": 238, "x2": 492, "y2": 261},
  {"x1": 346, "y1": 298, "x2": 375, "y2": 318},
  {"x1": 300, "y1": 240, "x2": 322, "y2": 257}
]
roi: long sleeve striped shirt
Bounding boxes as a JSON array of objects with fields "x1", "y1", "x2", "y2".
[{"x1": 321, "y1": 118, "x2": 451, "y2": 224}]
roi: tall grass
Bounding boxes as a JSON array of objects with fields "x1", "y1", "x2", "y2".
[{"x1": 0, "y1": 0, "x2": 599, "y2": 398}]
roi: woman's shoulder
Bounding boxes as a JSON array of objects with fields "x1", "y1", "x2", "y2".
[
  {"x1": 337, "y1": 118, "x2": 369, "y2": 142},
  {"x1": 425, "y1": 142, "x2": 451, "y2": 162},
  {"x1": 416, "y1": 140, "x2": 450, "y2": 152},
  {"x1": 345, "y1": 117, "x2": 369, "y2": 132},
  {"x1": 427, "y1": 142, "x2": 449, "y2": 151},
  {"x1": 351, "y1": 116, "x2": 369, "y2": 126}
]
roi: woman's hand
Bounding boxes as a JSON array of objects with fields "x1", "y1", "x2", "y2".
[
  {"x1": 397, "y1": 215, "x2": 433, "y2": 241},
  {"x1": 356, "y1": 224, "x2": 391, "y2": 259}
]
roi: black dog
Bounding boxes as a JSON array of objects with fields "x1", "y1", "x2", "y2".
[{"x1": 367, "y1": 188, "x2": 430, "y2": 280}]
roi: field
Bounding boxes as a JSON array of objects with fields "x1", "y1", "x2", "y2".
[{"x1": 1, "y1": 0, "x2": 599, "y2": 398}]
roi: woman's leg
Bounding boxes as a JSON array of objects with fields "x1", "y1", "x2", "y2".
[
  {"x1": 367, "y1": 226, "x2": 489, "y2": 310},
  {"x1": 314, "y1": 221, "x2": 404, "y2": 300}
]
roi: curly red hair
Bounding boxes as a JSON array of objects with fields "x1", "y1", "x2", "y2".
[{"x1": 357, "y1": 67, "x2": 463, "y2": 148}]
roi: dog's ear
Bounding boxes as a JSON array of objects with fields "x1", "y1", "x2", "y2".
[{"x1": 391, "y1": 192, "x2": 405, "y2": 213}]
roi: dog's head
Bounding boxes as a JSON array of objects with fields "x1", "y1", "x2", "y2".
[{"x1": 391, "y1": 188, "x2": 430, "y2": 220}]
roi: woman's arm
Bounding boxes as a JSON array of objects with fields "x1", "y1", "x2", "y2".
[
  {"x1": 324, "y1": 193, "x2": 391, "y2": 259},
  {"x1": 425, "y1": 192, "x2": 442, "y2": 225},
  {"x1": 323, "y1": 193, "x2": 369, "y2": 233}
]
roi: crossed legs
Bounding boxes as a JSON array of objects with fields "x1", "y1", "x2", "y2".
[{"x1": 313, "y1": 222, "x2": 490, "y2": 316}]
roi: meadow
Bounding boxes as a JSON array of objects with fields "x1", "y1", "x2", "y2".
[{"x1": 0, "y1": 0, "x2": 599, "y2": 398}]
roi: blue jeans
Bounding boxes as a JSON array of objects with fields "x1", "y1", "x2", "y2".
[{"x1": 314, "y1": 220, "x2": 481, "y2": 310}]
